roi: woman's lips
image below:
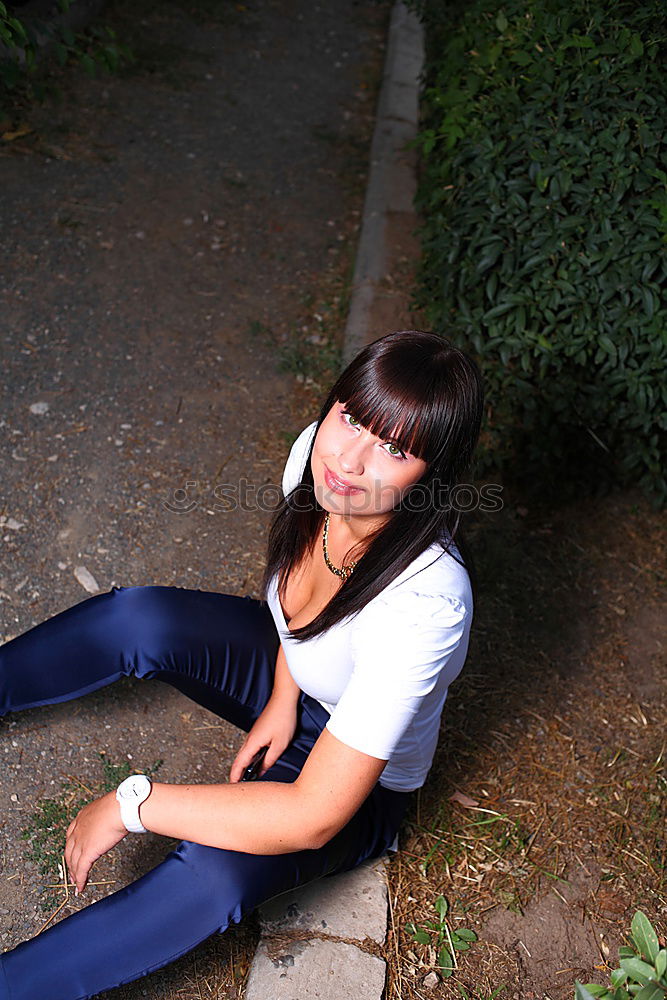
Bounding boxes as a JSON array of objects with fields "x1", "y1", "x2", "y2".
[{"x1": 324, "y1": 466, "x2": 365, "y2": 496}]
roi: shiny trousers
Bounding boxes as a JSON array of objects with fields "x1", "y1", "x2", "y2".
[{"x1": 0, "y1": 585, "x2": 410, "y2": 1000}]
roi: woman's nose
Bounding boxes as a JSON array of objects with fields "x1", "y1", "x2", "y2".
[{"x1": 338, "y1": 438, "x2": 366, "y2": 476}]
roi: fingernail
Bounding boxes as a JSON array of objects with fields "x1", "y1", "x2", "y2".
[{"x1": 75, "y1": 887, "x2": 79, "y2": 897}]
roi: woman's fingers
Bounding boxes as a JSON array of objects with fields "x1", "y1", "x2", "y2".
[
  {"x1": 262, "y1": 740, "x2": 286, "y2": 773},
  {"x1": 68, "y1": 843, "x2": 92, "y2": 894},
  {"x1": 65, "y1": 819, "x2": 93, "y2": 894},
  {"x1": 229, "y1": 741, "x2": 257, "y2": 783},
  {"x1": 230, "y1": 735, "x2": 285, "y2": 782},
  {"x1": 65, "y1": 828, "x2": 82, "y2": 892}
]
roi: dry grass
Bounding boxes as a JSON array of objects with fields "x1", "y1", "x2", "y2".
[{"x1": 383, "y1": 487, "x2": 666, "y2": 999}]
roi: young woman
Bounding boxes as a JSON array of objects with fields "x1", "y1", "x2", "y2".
[{"x1": 0, "y1": 330, "x2": 483, "y2": 1000}]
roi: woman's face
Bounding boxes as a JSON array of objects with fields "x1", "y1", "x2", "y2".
[{"x1": 310, "y1": 401, "x2": 427, "y2": 522}]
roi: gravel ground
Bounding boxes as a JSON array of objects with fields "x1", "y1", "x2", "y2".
[{"x1": 0, "y1": 0, "x2": 389, "y2": 994}]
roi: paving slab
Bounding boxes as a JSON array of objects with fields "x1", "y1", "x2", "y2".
[
  {"x1": 259, "y1": 857, "x2": 388, "y2": 945},
  {"x1": 245, "y1": 938, "x2": 386, "y2": 1000}
]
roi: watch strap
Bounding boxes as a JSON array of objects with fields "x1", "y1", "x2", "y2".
[
  {"x1": 116, "y1": 775, "x2": 151, "y2": 834},
  {"x1": 117, "y1": 798, "x2": 148, "y2": 834}
]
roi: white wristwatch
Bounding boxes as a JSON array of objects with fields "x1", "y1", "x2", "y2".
[{"x1": 116, "y1": 774, "x2": 152, "y2": 834}]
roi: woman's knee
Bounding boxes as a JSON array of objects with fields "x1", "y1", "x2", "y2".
[{"x1": 102, "y1": 587, "x2": 275, "y2": 709}]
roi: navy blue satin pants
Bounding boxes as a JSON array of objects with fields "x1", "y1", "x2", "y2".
[{"x1": 0, "y1": 585, "x2": 410, "y2": 1000}]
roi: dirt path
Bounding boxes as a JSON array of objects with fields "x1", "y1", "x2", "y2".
[{"x1": 0, "y1": 1, "x2": 389, "y2": 995}]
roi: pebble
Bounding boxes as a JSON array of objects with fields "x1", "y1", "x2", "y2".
[
  {"x1": 29, "y1": 401, "x2": 49, "y2": 415},
  {"x1": 73, "y1": 565, "x2": 100, "y2": 594},
  {"x1": 0, "y1": 516, "x2": 23, "y2": 531},
  {"x1": 423, "y1": 972, "x2": 439, "y2": 988}
]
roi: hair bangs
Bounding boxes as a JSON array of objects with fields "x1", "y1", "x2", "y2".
[{"x1": 338, "y1": 371, "x2": 448, "y2": 463}]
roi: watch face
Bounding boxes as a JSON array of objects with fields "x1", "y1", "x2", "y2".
[{"x1": 120, "y1": 775, "x2": 150, "y2": 800}]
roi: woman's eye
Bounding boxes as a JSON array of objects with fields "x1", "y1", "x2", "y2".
[
  {"x1": 385, "y1": 442, "x2": 405, "y2": 458},
  {"x1": 343, "y1": 411, "x2": 360, "y2": 427}
]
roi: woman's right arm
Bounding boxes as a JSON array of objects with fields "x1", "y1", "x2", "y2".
[{"x1": 228, "y1": 644, "x2": 300, "y2": 782}]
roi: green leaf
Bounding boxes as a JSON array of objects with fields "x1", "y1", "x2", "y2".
[
  {"x1": 634, "y1": 985, "x2": 667, "y2": 1000},
  {"x1": 641, "y1": 289, "x2": 655, "y2": 319},
  {"x1": 511, "y1": 48, "x2": 532, "y2": 66},
  {"x1": 620, "y1": 957, "x2": 656, "y2": 985},
  {"x1": 435, "y1": 895, "x2": 448, "y2": 919},
  {"x1": 655, "y1": 951, "x2": 666, "y2": 979},
  {"x1": 632, "y1": 912, "x2": 659, "y2": 964},
  {"x1": 496, "y1": 12, "x2": 508, "y2": 33},
  {"x1": 455, "y1": 928, "x2": 478, "y2": 941},
  {"x1": 438, "y1": 945, "x2": 454, "y2": 977},
  {"x1": 580, "y1": 987, "x2": 609, "y2": 998},
  {"x1": 576, "y1": 984, "x2": 602, "y2": 1000},
  {"x1": 8, "y1": 16, "x2": 27, "y2": 41},
  {"x1": 483, "y1": 302, "x2": 514, "y2": 321},
  {"x1": 599, "y1": 335, "x2": 617, "y2": 360},
  {"x1": 570, "y1": 34, "x2": 595, "y2": 49},
  {"x1": 612, "y1": 969, "x2": 630, "y2": 988},
  {"x1": 80, "y1": 52, "x2": 96, "y2": 76},
  {"x1": 629, "y1": 34, "x2": 644, "y2": 58}
]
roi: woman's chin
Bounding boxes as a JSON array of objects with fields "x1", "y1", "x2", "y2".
[{"x1": 314, "y1": 488, "x2": 364, "y2": 517}]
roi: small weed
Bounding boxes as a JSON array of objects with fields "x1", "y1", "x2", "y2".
[
  {"x1": 496, "y1": 888, "x2": 523, "y2": 914},
  {"x1": 406, "y1": 894, "x2": 478, "y2": 979},
  {"x1": 575, "y1": 910, "x2": 667, "y2": 1000},
  {"x1": 22, "y1": 754, "x2": 162, "y2": 910},
  {"x1": 457, "y1": 987, "x2": 506, "y2": 1000},
  {"x1": 247, "y1": 311, "x2": 342, "y2": 392}
]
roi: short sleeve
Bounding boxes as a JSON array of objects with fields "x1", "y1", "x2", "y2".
[
  {"x1": 326, "y1": 590, "x2": 469, "y2": 760},
  {"x1": 282, "y1": 422, "x2": 317, "y2": 495}
]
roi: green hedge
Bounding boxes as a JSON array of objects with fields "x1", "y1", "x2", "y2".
[
  {"x1": 410, "y1": 0, "x2": 666, "y2": 504},
  {"x1": 1, "y1": 1, "x2": 127, "y2": 110}
]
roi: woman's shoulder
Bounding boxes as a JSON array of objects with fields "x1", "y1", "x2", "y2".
[
  {"x1": 361, "y1": 540, "x2": 473, "y2": 626},
  {"x1": 348, "y1": 541, "x2": 472, "y2": 665},
  {"x1": 390, "y1": 539, "x2": 470, "y2": 596}
]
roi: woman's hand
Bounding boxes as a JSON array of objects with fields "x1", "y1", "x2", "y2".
[
  {"x1": 229, "y1": 695, "x2": 297, "y2": 783},
  {"x1": 65, "y1": 791, "x2": 128, "y2": 895}
]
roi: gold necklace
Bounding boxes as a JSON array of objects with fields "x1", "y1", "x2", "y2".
[{"x1": 322, "y1": 512, "x2": 357, "y2": 581}]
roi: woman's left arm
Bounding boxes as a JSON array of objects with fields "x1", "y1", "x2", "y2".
[{"x1": 65, "y1": 730, "x2": 386, "y2": 894}]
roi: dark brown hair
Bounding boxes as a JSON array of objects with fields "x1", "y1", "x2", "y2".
[{"x1": 262, "y1": 331, "x2": 484, "y2": 640}]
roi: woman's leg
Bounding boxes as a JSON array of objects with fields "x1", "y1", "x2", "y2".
[
  {"x1": 0, "y1": 691, "x2": 412, "y2": 1000},
  {"x1": 0, "y1": 585, "x2": 280, "y2": 729}
]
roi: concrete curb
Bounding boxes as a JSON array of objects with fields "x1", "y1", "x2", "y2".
[
  {"x1": 342, "y1": 0, "x2": 424, "y2": 366},
  {"x1": 244, "y1": 4, "x2": 424, "y2": 998}
]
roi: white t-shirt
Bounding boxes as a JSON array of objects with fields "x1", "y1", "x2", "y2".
[{"x1": 265, "y1": 422, "x2": 473, "y2": 792}]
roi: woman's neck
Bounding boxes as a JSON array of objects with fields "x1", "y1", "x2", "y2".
[{"x1": 328, "y1": 510, "x2": 389, "y2": 548}]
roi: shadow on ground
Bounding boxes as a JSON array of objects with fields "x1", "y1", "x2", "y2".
[{"x1": 389, "y1": 484, "x2": 665, "y2": 1000}]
